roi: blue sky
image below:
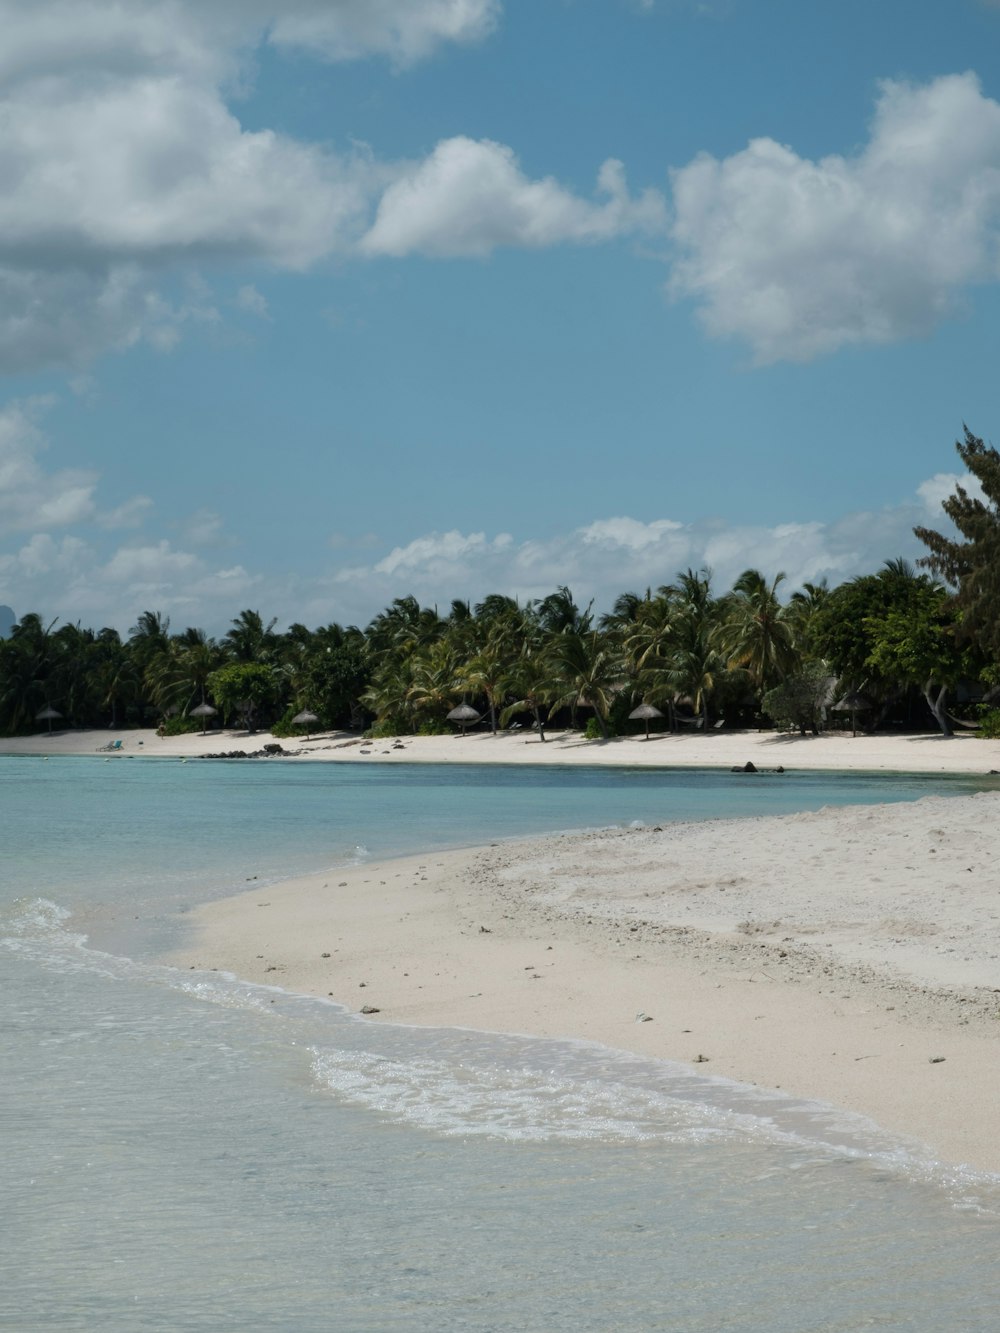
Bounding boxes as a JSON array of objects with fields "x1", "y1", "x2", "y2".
[{"x1": 2, "y1": 0, "x2": 1000, "y2": 635}]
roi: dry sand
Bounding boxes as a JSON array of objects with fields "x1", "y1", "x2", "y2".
[
  {"x1": 10, "y1": 725, "x2": 1000, "y2": 1171},
  {"x1": 5, "y1": 722, "x2": 1000, "y2": 772}
]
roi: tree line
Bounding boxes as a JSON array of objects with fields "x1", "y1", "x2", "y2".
[{"x1": 2, "y1": 429, "x2": 998, "y2": 740}]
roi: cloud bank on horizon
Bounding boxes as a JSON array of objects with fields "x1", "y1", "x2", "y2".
[
  {"x1": 0, "y1": 396, "x2": 975, "y2": 633},
  {"x1": 0, "y1": 0, "x2": 997, "y2": 632}
]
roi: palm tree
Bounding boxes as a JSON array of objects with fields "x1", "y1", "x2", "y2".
[
  {"x1": 166, "y1": 630, "x2": 222, "y2": 715},
  {"x1": 366, "y1": 596, "x2": 443, "y2": 657},
  {"x1": 717, "y1": 569, "x2": 798, "y2": 696},
  {"x1": 128, "y1": 610, "x2": 172, "y2": 724},
  {"x1": 534, "y1": 586, "x2": 593, "y2": 636},
  {"x1": 405, "y1": 639, "x2": 463, "y2": 728},
  {"x1": 91, "y1": 631, "x2": 139, "y2": 728},
  {"x1": 786, "y1": 580, "x2": 830, "y2": 660},
  {"x1": 456, "y1": 639, "x2": 509, "y2": 735},
  {"x1": 663, "y1": 617, "x2": 726, "y2": 729},
  {"x1": 547, "y1": 630, "x2": 623, "y2": 739},
  {"x1": 360, "y1": 656, "x2": 417, "y2": 733},
  {"x1": 225, "y1": 610, "x2": 279, "y2": 663},
  {"x1": 499, "y1": 644, "x2": 556, "y2": 740},
  {"x1": 619, "y1": 594, "x2": 677, "y2": 727},
  {"x1": 0, "y1": 614, "x2": 56, "y2": 733}
]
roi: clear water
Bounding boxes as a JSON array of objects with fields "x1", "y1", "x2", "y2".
[{"x1": 3, "y1": 757, "x2": 1000, "y2": 1331}]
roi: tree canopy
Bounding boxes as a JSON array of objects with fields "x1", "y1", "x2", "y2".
[
  {"x1": 914, "y1": 427, "x2": 1000, "y2": 657},
  {"x1": 5, "y1": 429, "x2": 1000, "y2": 741}
]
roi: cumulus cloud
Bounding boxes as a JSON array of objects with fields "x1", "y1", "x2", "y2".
[
  {"x1": 362, "y1": 141, "x2": 666, "y2": 257},
  {"x1": 0, "y1": 1, "x2": 669, "y2": 371},
  {"x1": 0, "y1": 3, "x2": 386, "y2": 370},
  {"x1": 669, "y1": 72, "x2": 1000, "y2": 362},
  {"x1": 0, "y1": 2, "x2": 500, "y2": 88},
  {"x1": 915, "y1": 470, "x2": 987, "y2": 514},
  {"x1": 320, "y1": 496, "x2": 938, "y2": 627}
]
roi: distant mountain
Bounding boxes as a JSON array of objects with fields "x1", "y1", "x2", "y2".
[{"x1": 0, "y1": 605, "x2": 14, "y2": 638}]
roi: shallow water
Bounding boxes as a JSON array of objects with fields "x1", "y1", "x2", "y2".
[{"x1": 4, "y1": 757, "x2": 1000, "y2": 1330}]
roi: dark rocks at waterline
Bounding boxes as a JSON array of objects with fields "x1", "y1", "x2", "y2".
[
  {"x1": 730, "y1": 762, "x2": 785, "y2": 774},
  {"x1": 197, "y1": 744, "x2": 293, "y2": 760}
]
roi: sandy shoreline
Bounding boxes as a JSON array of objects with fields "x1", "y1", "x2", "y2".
[
  {"x1": 5, "y1": 723, "x2": 1000, "y2": 773},
  {"x1": 168, "y1": 790, "x2": 1000, "y2": 1176},
  {"x1": 10, "y1": 725, "x2": 1000, "y2": 1172}
]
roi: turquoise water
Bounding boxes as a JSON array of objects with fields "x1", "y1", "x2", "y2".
[{"x1": 4, "y1": 757, "x2": 1000, "y2": 1330}]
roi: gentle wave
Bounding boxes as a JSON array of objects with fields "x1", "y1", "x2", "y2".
[{"x1": 5, "y1": 895, "x2": 998, "y2": 1208}]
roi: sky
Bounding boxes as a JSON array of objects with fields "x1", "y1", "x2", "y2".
[{"x1": 2, "y1": 0, "x2": 1000, "y2": 636}]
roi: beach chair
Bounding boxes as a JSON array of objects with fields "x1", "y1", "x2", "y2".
[{"x1": 96, "y1": 739, "x2": 124, "y2": 752}]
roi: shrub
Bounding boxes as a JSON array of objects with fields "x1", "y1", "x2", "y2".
[
  {"x1": 370, "y1": 717, "x2": 406, "y2": 739},
  {"x1": 417, "y1": 717, "x2": 451, "y2": 736},
  {"x1": 583, "y1": 716, "x2": 615, "y2": 740},
  {"x1": 268, "y1": 704, "x2": 326, "y2": 738},
  {"x1": 159, "y1": 714, "x2": 207, "y2": 736},
  {"x1": 978, "y1": 707, "x2": 1000, "y2": 739}
]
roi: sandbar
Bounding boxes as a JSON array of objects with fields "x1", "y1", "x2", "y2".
[{"x1": 169, "y1": 789, "x2": 1000, "y2": 1175}]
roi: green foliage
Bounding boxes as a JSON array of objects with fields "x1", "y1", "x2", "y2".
[
  {"x1": 762, "y1": 662, "x2": 832, "y2": 735},
  {"x1": 417, "y1": 718, "x2": 451, "y2": 736},
  {"x1": 159, "y1": 714, "x2": 206, "y2": 736},
  {"x1": 812, "y1": 562, "x2": 951, "y2": 720},
  {"x1": 977, "y1": 708, "x2": 1000, "y2": 739},
  {"x1": 206, "y1": 661, "x2": 280, "y2": 731},
  {"x1": 583, "y1": 716, "x2": 615, "y2": 740},
  {"x1": 370, "y1": 716, "x2": 408, "y2": 739},
  {"x1": 609, "y1": 692, "x2": 642, "y2": 734},
  {"x1": 915, "y1": 428, "x2": 1000, "y2": 657},
  {"x1": 717, "y1": 568, "x2": 798, "y2": 692},
  {"x1": 269, "y1": 704, "x2": 322, "y2": 739}
]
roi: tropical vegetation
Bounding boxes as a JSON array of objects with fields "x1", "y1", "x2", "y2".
[{"x1": 3, "y1": 429, "x2": 1000, "y2": 740}]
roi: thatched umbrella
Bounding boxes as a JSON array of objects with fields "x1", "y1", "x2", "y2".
[
  {"x1": 190, "y1": 702, "x2": 218, "y2": 736},
  {"x1": 292, "y1": 709, "x2": 319, "y2": 740},
  {"x1": 629, "y1": 701, "x2": 663, "y2": 741},
  {"x1": 447, "y1": 702, "x2": 480, "y2": 737},
  {"x1": 832, "y1": 691, "x2": 871, "y2": 738},
  {"x1": 35, "y1": 705, "x2": 62, "y2": 735}
]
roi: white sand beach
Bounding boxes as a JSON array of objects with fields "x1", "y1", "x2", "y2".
[
  {"x1": 4, "y1": 723, "x2": 1000, "y2": 773},
  {"x1": 169, "y1": 784, "x2": 1000, "y2": 1175},
  {"x1": 11, "y1": 725, "x2": 1000, "y2": 1171}
]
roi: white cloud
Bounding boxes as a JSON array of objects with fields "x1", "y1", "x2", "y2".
[
  {"x1": 368, "y1": 528, "x2": 514, "y2": 577},
  {"x1": 915, "y1": 470, "x2": 986, "y2": 514},
  {"x1": 315, "y1": 484, "x2": 941, "y2": 626},
  {"x1": 0, "y1": 2, "x2": 500, "y2": 88},
  {"x1": 669, "y1": 72, "x2": 1000, "y2": 362},
  {"x1": 0, "y1": 2, "x2": 670, "y2": 371},
  {"x1": 362, "y1": 141, "x2": 666, "y2": 257},
  {"x1": 0, "y1": 464, "x2": 965, "y2": 634},
  {"x1": 0, "y1": 399, "x2": 98, "y2": 530},
  {"x1": 579, "y1": 516, "x2": 684, "y2": 551},
  {"x1": 101, "y1": 540, "x2": 199, "y2": 584},
  {"x1": 264, "y1": 0, "x2": 501, "y2": 67}
]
